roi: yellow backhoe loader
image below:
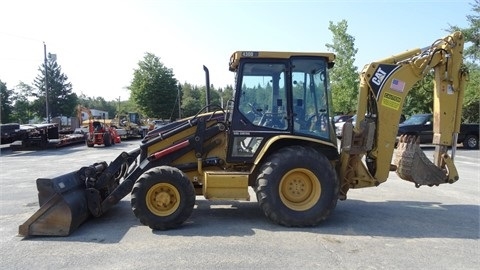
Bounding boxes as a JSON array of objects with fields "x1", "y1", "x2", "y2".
[{"x1": 19, "y1": 31, "x2": 467, "y2": 236}]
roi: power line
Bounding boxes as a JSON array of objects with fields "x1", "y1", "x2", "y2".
[{"x1": 0, "y1": 32, "x2": 43, "y2": 43}]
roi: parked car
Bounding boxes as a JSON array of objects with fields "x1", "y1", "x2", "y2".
[
  {"x1": 1, "y1": 123, "x2": 20, "y2": 144},
  {"x1": 333, "y1": 114, "x2": 352, "y2": 124},
  {"x1": 397, "y1": 113, "x2": 479, "y2": 149},
  {"x1": 153, "y1": 119, "x2": 171, "y2": 130},
  {"x1": 335, "y1": 115, "x2": 356, "y2": 138}
]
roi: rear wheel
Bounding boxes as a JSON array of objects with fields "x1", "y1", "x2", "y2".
[
  {"x1": 131, "y1": 166, "x2": 195, "y2": 230},
  {"x1": 463, "y1": 134, "x2": 479, "y2": 150},
  {"x1": 256, "y1": 145, "x2": 339, "y2": 227}
]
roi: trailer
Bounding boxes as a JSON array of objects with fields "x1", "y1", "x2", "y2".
[{"x1": 9, "y1": 123, "x2": 85, "y2": 150}]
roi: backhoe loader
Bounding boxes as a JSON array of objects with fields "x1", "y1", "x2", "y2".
[
  {"x1": 19, "y1": 31, "x2": 468, "y2": 236},
  {"x1": 76, "y1": 105, "x2": 121, "y2": 147}
]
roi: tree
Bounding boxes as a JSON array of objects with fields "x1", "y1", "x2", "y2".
[
  {"x1": 325, "y1": 20, "x2": 359, "y2": 115},
  {"x1": 33, "y1": 56, "x2": 78, "y2": 121},
  {"x1": 448, "y1": 0, "x2": 480, "y2": 63},
  {"x1": 446, "y1": 0, "x2": 480, "y2": 122},
  {"x1": 180, "y1": 83, "x2": 203, "y2": 118},
  {"x1": 11, "y1": 82, "x2": 36, "y2": 124},
  {"x1": 402, "y1": 72, "x2": 434, "y2": 117},
  {"x1": 219, "y1": 85, "x2": 234, "y2": 108},
  {"x1": 178, "y1": 83, "x2": 232, "y2": 119},
  {"x1": 129, "y1": 53, "x2": 178, "y2": 119},
  {"x1": 77, "y1": 94, "x2": 120, "y2": 119},
  {"x1": 461, "y1": 62, "x2": 480, "y2": 123},
  {"x1": 0, "y1": 80, "x2": 14, "y2": 123}
]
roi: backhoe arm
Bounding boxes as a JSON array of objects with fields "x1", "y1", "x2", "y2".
[{"x1": 339, "y1": 31, "x2": 468, "y2": 199}]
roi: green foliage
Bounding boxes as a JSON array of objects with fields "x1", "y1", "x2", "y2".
[
  {"x1": 219, "y1": 85, "x2": 234, "y2": 106},
  {"x1": 178, "y1": 83, "x2": 233, "y2": 119},
  {"x1": 0, "y1": 82, "x2": 9, "y2": 122},
  {"x1": 462, "y1": 62, "x2": 480, "y2": 123},
  {"x1": 446, "y1": 0, "x2": 480, "y2": 123},
  {"x1": 325, "y1": 20, "x2": 359, "y2": 115},
  {"x1": 199, "y1": 85, "x2": 221, "y2": 110},
  {"x1": 77, "y1": 94, "x2": 120, "y2": 119},
  {"x1": 447, "y1": 0, "x2": 479, "y2": 63},
  {"x1": 180, "y1": 83, "x2": 202, "y2": 117},
  {"x1": 402, "y1": 72, "x2": 434, "y2": 117},
  {"x1": 0, "y1": 80, "x2": 14, "y2": 123},
  {"x1": 129, "y1": 53, "x2": 178, "y2": 119},
  {"x1": 11, "y1": 82, "x2": 36, "y2": 124},
  {"x1": 33, "y1": 57, "x2": 78, "y2": 119},
  {"x1": 116, "y1": 98, "x2": 139, "y2": 116}
]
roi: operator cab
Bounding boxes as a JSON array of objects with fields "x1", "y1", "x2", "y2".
[{"x1": 227, "y1": 51, "x2": 336, "y2": 162}]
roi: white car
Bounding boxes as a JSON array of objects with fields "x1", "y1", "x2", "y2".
[{"x1": 335, "y1": 115, "x2": 356, "y2": 138}]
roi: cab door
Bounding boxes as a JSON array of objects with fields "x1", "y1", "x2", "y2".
[{"x1": 227, "y1": 60, "x2": 289, "y2": 163}]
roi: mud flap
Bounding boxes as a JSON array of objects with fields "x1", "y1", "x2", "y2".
[
  {"x1": 394, "y1": 135, "x2": 448, "y2": 187},
  {"x1": 18, "y1": 172, "x2": 90, "y2": 237}
]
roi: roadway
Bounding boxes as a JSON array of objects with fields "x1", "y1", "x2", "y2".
[{"x1": 0, "y1": 140, "x2": 478, "y2": 269}]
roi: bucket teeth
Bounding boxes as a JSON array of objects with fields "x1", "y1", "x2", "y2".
[{"x1": 395, "y1": 135, "x2": 447, "y2": 187}]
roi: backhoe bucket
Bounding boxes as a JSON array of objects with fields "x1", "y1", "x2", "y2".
[
  {"x1": 394, "y1": 135, "x2": 448, "y2": 187},
  {"x1": 19, "y1": 171, "x2": 90, "y2": 237}
]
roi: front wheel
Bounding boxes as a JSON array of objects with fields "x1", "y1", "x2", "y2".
[
  {"x1": 131, "y1": 166, "x2": 195, "y2": 230},
  {"x1": 103, "y1": 132, "x2": 112, "y2": 147},
  {"x1": 256, "y1": 145, "x2": 339, "y2": 227}
]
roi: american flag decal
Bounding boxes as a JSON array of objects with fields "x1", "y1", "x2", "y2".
[{"x1": 390, "y1": 79, "x2": 405, "y2": 92}]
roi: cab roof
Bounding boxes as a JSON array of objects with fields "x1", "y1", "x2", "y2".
[{"x1": 229, "y1": 51, "x2": 336, "y2": 71}]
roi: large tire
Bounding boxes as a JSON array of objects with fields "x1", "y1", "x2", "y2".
[
  {"x1": 131, "y1": 166, "x2": 195, "y2": 230},
  {"x1": 462, "y1": 134, "x2": 479, "y2": 150},
  {"x1": 256, "y1": 145, "x2": 339, "y2": 227},
  {"x1": 86, "y1": 140, "x2": 94, "y2": 147},
  {"x1": 103, "y1": 132, "x2": 112, "y2": 147}
]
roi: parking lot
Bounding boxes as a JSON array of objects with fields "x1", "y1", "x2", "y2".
[{"x1": 0, "y1": 140, "x2": 479, "y2": 269}]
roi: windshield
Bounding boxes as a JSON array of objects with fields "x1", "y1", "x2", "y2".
[{"x1": 402, "y1": 114, "x2": 431, "y2": 125}]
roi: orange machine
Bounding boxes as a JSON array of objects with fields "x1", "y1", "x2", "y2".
[{"x1": 77, "y1": 105, "x2": 121, "y2": 147}]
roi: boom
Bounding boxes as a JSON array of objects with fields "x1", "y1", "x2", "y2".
[{"x1": 338, "y1": 31, "x2": 468, "y2": 199}]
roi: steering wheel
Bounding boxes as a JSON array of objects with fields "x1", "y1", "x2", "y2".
[
  {"x1": 307, "y1": 113, "x2": 328, "y2": 131},
  {"x1": 248, "y1": 103, "x2": 263, "y2": 116},
  {"x1": 260, "y1": 112, "x2": 286, "y2": 129}
]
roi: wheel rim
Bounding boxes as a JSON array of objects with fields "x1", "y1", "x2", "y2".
[
  {"x1": 279, "y1": 168, "x2": 321, "y2": 211},
  {"x1": 146, "y1": 183, "x2": 180, "y2": 216},
  {"x1": 467, "y1": 137, "x2": 477, "y2": 148}
]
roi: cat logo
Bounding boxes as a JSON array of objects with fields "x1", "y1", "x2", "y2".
[{"x1": 372, "y1": 67, "x2": 388, "y2": 86}]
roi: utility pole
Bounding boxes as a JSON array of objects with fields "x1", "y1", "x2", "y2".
[
  {"x1": 177, "y1": 84, "x2": 182, "y2": 119},
  {"x1": 117, "y1": 96, "x2": 121, "y2": 115},
  {"x1": 44, "y1": 42, "x2": 50, "y2": 123}
]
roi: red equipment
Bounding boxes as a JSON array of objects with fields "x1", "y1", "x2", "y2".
[{"x1": 86, "y1": 120, "x2": 121, "y2": 147}]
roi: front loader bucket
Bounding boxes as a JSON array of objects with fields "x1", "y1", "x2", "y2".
[
  {"x1": 394, "y1": 135, "x2": 448, "y2": 187},
  {"x1": 19, "y1": 171, "x2": 90, "y2": 237}
]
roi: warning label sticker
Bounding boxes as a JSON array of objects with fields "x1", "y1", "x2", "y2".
[{"x1": 382, "y1": 92, "x2": 402, "y2": 110}]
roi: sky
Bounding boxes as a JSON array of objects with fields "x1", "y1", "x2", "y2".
[{"x1": 0, "y1": 0, "x2": 474, "y2": 101}]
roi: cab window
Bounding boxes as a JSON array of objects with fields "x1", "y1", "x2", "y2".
[{"x1": 238, "y1": 63, "x2": 287, "y2": 130}]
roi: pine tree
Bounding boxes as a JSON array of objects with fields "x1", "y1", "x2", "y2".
[{"x1": 33, "y1": 55, "x2": 77, "y2": 121}]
